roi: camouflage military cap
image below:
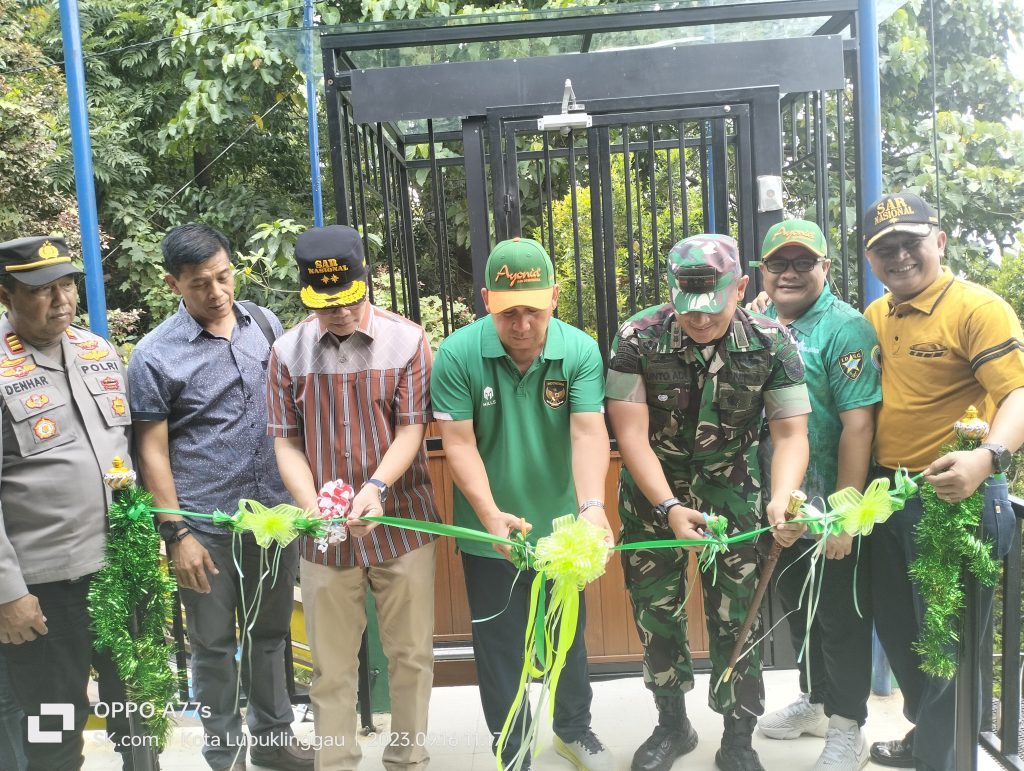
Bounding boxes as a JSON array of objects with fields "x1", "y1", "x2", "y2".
[{"x1": 667, "y1": 234, "x2": 741, "y2": 314}]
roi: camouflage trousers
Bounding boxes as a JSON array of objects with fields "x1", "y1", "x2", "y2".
[{"x1": 619, "y1": 458, "x2": 765, "y2": 717}]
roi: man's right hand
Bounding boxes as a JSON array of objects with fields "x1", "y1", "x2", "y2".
[
  {"x1": 0, "y1": 594, "x2": 47, "y2": 644},
  {"x1": 745, "y1": 291, "x2": 771, "y2": 314},
  {"x1": 482, "y1": 511, "x2": 532, "y2": 560},
  {"x1": 169, "y1": 535, "x2": 219, "y2": 593},
  {"x1": 667, "y1": 505, "x2": 707, "y2": 552}
]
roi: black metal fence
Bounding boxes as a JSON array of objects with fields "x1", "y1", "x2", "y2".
[{"x1": 979, "y1": 496, "x2": 1024, "y2": 769}]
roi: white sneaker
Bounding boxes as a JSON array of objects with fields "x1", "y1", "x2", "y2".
[
  {"x1": 812, "y1": 715, "x2": 869, "y2": 770},
  {"x1": 758, "y1": 693, "x2": 828, "y2": 739},
  {"x1": 553, "y1": 729, "x2": 615, "y2": 771}
]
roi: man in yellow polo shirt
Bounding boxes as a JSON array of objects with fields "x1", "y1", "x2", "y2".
[
  {"x1": 431, "y1": 237, "x2": 614, "y2": 771},
  {"x1": 862, "y1": 191, "x2": 1024, "y2": 771}
]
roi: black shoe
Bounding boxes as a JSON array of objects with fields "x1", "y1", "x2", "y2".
[
  {"x1": 250, "y1": 741, "x2": 314, "y2": 771},
  {"x1": 631, "y1": 694, "x2": 698, "y2": 771},
  {"x1": 870, "y1": 730, "x2": 915, "y2": 768},
  {"x1": 715, "y1": 715, "x2": 765, "y2": 771}
]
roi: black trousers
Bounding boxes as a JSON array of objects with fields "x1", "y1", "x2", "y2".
[
  {"x1": 462, "y1": 552, "x2": 593, "y2": 768},
  {"x1": 1, "y1": 576, "x2": 133, "y2": 771},
  {"x1": 775, "y1": 535, "x2": 873, "y2": 724},
  {"x1": 872, "y1": 473, "x2": 1014, "y2": 771}
]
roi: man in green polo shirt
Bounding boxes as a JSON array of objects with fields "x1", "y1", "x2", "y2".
[
  {"x1": 752, "y1": 220, "x2": 881, "y2": 771},
  {"x1": 431, "y1": 237, "x2": 614, "y2": 771}
]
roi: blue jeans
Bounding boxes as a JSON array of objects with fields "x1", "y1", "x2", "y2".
[{"x1": 872, "y1": 474, "x2": 1014, "y2": 771}]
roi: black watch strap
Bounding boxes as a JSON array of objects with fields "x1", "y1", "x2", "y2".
[
  {"x1": 159, "y1": 520, "x2": 190, "y2": 544},
  {"x1": 654, "y1": 497, "x2": 683, "y2": 518}
]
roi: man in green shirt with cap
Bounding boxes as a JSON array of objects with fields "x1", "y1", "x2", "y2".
[
  {"x1": 752, "y1": 220, "x2": 880, "y2": 771},
  {"x1": 607, "y1": 233, "x2": 810, "y2": 771},
  {"x1": 431, "y1": 237, "x2": 614, "y2": 771}
]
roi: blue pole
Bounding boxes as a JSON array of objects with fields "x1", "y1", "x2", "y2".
[
  {"x1": 304, "y1": 0, "x2": 324, "y2": 227},
  {"x1": 59, "y1": 0, "x2": 107, "y2": 339},
  {"x1": 858, "y1": 0, "x2": 885, "y2": 305},
  {"x1": 860, "y1": 0, "x2": 891, "y2": 694}
]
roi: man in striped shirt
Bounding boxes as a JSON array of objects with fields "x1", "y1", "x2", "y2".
[{"x1": 268, "y1": 225, "x2": 439, "y2": 771}]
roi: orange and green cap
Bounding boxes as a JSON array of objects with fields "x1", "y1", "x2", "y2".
[
  {"x1": 485, "y1": 237, "x2": 555, "y2": 313},
  {"x1": 667, "y1": 234, "x2": 742, "y2": 314},
  {"x1": 758, "y1": 219, "x2": 828, "y2": 261}
]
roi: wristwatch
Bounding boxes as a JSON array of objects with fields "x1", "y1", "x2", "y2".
[
  {"x1": 979, "y1": 443, "x2": 1012, "y2": 474},
  {"x1": 158, "y1": 520, "x2": 191, "y2": 545},
  {"x1": 653, "y1": 497, "x2": 684, "y2": 518},
  {"x1": 364, "y1": 478, "x2": 389, "y2": 502}
]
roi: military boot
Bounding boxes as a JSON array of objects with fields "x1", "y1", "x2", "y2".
[
  {"x1": 715, "y1": 714, "x2": 765, "y2": 771},
  {"x1": 630, "y1": 693, "x2": 698, "y2": 771}
]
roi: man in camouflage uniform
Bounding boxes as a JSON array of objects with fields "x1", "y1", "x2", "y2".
[{"x1": 607, "y1": 234, "x2": 810, "y2": 771}]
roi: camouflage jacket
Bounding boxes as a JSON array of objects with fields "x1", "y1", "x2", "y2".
[{"x1": 607, "y1": 304, "x2": 809, "y2": 474}]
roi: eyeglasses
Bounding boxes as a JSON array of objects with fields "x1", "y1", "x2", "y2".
[
  {"x1": 760, "y1": 257, "x2": 823, "y2": 274},
  {"x1": 868, "y1": 235, "x2": 930, "y2": 261}
]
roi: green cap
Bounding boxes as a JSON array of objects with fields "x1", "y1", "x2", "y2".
[
  {"x1": 759, "y1": 219, "x2": 828, "y2": 261},
  {"x1": 667, "y1": 234, "x2": 742, "y2": 314},
  {"x1": 484, "y1": 237, "x2": 555, "y2": 313}
]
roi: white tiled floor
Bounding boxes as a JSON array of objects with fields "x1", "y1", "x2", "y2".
[{"x1": 84, "y1": 670, "x2": 1005, "y2": 770}]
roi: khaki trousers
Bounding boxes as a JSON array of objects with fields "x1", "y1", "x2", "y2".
[{"x1": 300, "y1": 540, "x2": 436, "y2": 771}]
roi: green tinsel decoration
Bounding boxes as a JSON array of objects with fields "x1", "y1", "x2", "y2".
[
  {"x1": 909, "y1": 434, "x2": 1001, "y2": 679},
  {"x1": 89, "y1": 484, "x2": 178, "y2": 749}
]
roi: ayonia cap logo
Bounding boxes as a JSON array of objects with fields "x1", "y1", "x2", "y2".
[
  {"x1": 294, "y1": 225, "x2": 368, "y2": 309},
  {"x1": 667, "y1": 234, "x2": 742, "y2": 315},
  {"x1": 0, "y1": 235, "x2": 82, "y2": 287},
  {"x1": 863, "y1": 191, "x2": 939, "y2": 249},
  {"x1": 485, "y1": 237, "x2": 555, "y2": 314},
  {"x1": 759, "y1": 219, "x2": 828, "y2": 261}
]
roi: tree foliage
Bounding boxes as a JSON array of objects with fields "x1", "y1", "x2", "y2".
[
  {"x1": 878, "y1": 0, "x2": 1024, "y2": 274},
  {"x1": 1, "y1": 0, "x2": 1022, "y2": 344}
]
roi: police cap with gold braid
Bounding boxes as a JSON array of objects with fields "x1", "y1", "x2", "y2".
[
  {"x1": 0, "y1": 236, "x2": 82, "y2": 286},
  {"x1": 294, "y1": 225, "x2": 368, "y2": 309}
]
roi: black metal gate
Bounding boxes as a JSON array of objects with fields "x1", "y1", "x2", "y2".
[{"x1": 472, "y1": 86, "x2": 782, "y2": 356}]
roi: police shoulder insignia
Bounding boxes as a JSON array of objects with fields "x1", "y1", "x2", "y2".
[
  {"x1": 33, "y1": 416, "x2": 57, "y2": 441},
  {"x1": 838, "y1": 350, "x2": 864, "y2": 381},
  {"x1": 543, "y1": 379, "x2": 568, "y2": 408},
  {"x1": 4, "y1": 333, "x2": 24, "y2": 355}
]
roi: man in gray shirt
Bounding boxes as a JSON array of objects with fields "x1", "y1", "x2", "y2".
[{"x1": 129, "y1": 224, "x2": 311, "y2": 771}]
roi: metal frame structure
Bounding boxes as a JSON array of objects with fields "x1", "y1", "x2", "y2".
[{"x1": 313, "y1": 4, "x2": 1024, "y2": 767}]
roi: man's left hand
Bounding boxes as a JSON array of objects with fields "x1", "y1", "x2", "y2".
[
  {"x1": 579, "y1": 505, "x2": 614, "y2": 562},
  {"x1": 766, "y1": 498, "x2": 806, "y2": 547},
  {"x1": 347, "y1": 484, "x2": 384, "y2": 537},
  {"x1": 924, "y1": 448, "x2": 992, "y2": 502},
  {"x1": 824, "y1": 531, "x2": 853, "y2": 560}
]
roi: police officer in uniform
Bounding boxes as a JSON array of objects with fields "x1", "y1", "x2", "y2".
[{"x1": 0, "y1": 236, "x2": 138, "y2": 770}]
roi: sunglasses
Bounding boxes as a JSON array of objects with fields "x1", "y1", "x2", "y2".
[{"x1": 759, "y1": 257, "x2": 823, "y2": 274}]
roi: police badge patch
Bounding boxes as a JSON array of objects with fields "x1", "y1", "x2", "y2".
[
  {"x1": 838, "y1": 350, "x2": 864, "y2": 381},
  {"x1": 543, "y1": 379, "x2": 568, "y2": 408}
]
